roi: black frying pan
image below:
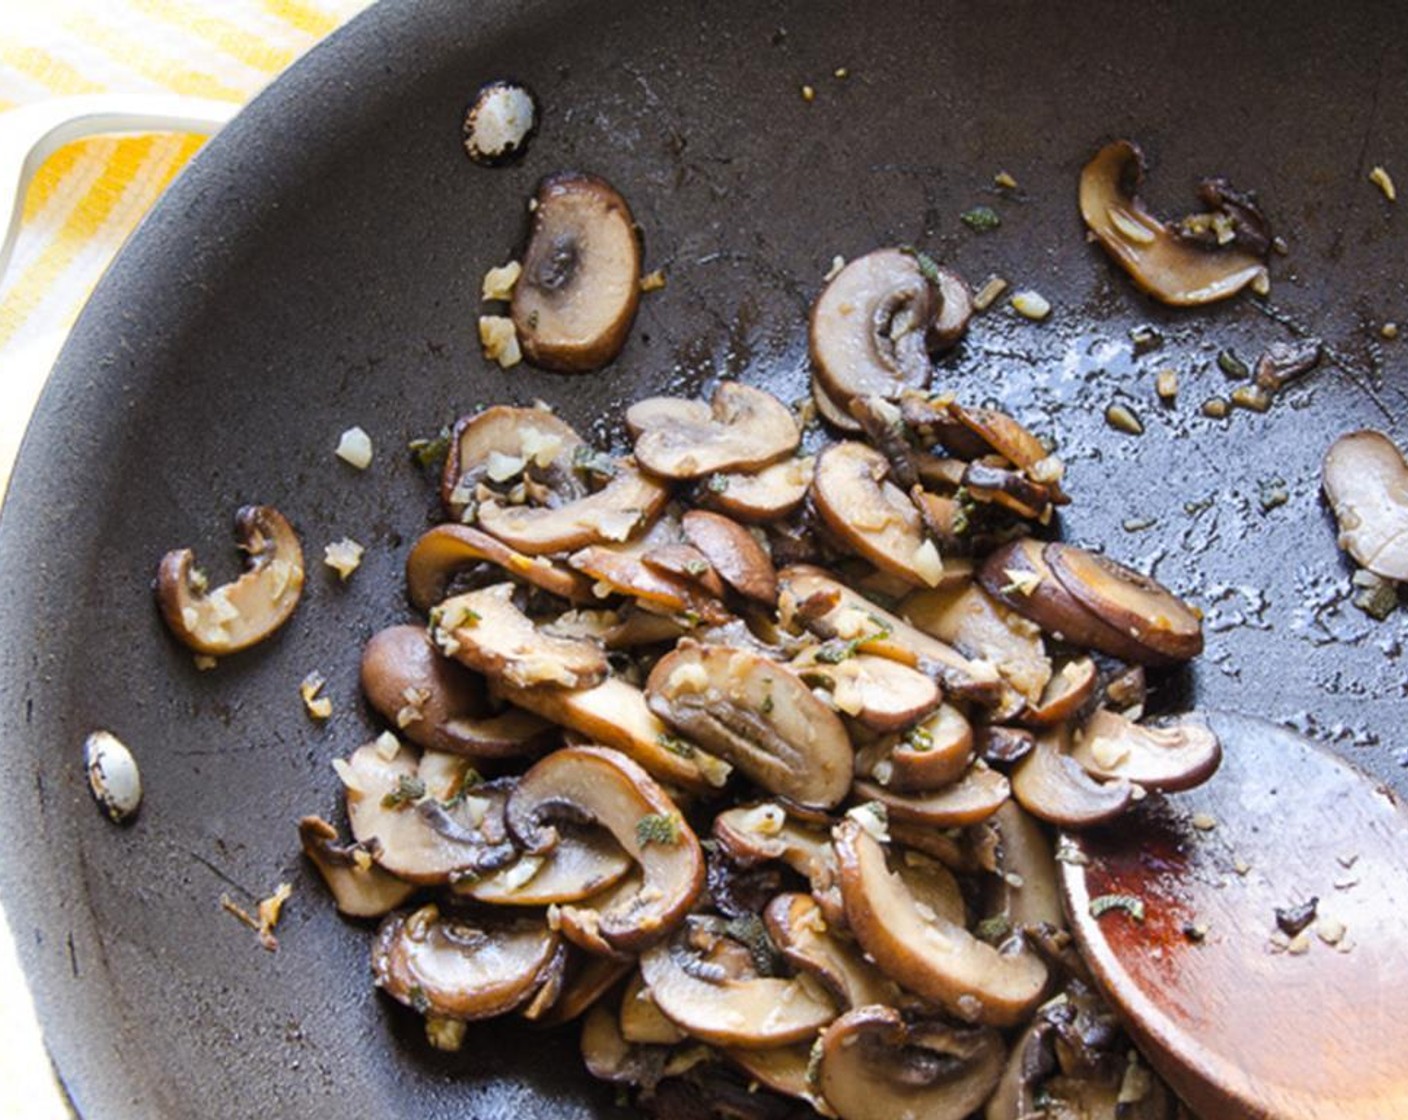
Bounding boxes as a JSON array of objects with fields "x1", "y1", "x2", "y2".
[{"x1": 2, "y1": 0, "x2": 1405, "y2": 1115}]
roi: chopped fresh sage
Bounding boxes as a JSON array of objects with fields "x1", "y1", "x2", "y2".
[
  {"x1": 382, "y1": 775, "x2": 426, "y2": 810},
  {"x1": 636, "y1": 813, "x2": 682, "y2": 847}
]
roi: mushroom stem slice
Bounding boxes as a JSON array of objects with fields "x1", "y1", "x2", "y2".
[
  {"x1": 834, "y1": 819, "x2": 1048, "y2": 1028},
  {"x1": 1010, "y1": 728, "x2": 1133, "y2": 829},
  {"x1": 505, "y1": 746, "x2": 704, "y2": 951},
  {"x1": 511, "y1": 171, "x2": 641, "y2": 373},
  {"x1": 629, "y1": 382, "x2": 800, "y2": 480},
  {"x1": 817, "y1": 1005, "x2": 1007, "y2": 1120},
  {"x1": 1322, "y1": 429, "x2": 1408, "y2": 580},
  {"x1": 1079, "y1": 140, "x2": 1268, "y2": 306},
  {"x1": 155, "y1": 504, "x2": 304, "y2": 655},
  {"x1": 406, "y1": 523, "x2": 595, "y2": 610},
  {"x1": 1069, "y1": 708, "x2": 1221, "y2": 792},
  {"x1": 298, "y1": 816, "x2": 415, "y2": 919},
  {"x1": 526, "y1": 952, "x2": 633, "y2": 1027}
]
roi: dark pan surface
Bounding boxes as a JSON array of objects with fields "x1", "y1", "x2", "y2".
[{"x1": 2, "y1": 0, "x2": 1407, "y2": 1116}]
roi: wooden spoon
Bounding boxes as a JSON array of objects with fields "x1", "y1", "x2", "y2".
[{"x1": 1060, "y1": 710, "x2": 1408, "y2": 1120}]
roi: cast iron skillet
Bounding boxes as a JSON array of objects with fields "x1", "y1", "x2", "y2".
[{"x1": 2, "y1": 0, "x2": 1406, "y2": 1116}]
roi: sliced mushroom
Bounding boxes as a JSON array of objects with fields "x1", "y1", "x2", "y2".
[
  {"x1": 854, "y1": 764, "x2": 1010, "y2": 828},
  {"x1": 701, "y1": 456, "x2": 815, "y2": 522},
  {"x1": 809, "y1": 248, "x2": 938, "y2": 411},
  {"x1": 462, "y1": 80, "x2": 538, "y2": 165},
  {"x1": 1068, "y1": 708, "x2": 1221, "y2": 791},
  {"x1": 638, "y1": 917, "x2": 838, "y2": 1048},
  {"x1": 812, "y1": 442, "x2": 943, "y2": 587},
  {"x1": 854, "y1": 703, "x2": 972, "y2": 792},
  {"x1": 570, "y1": 541, "x2": 731, "y2": 625},
  {"x1": 722, "y1": 1042, "x2": 822, "y2": 1107},
  {"x1": 812, "y1": 371, "x2": 865, "y2": 432},
  {"x1": 511, "y1": 171, "x2": 641, "y2": 372},
  {"x1": 505, "y1": 746, "x2": 704, "y2": 950},
  {"x1": 796, "y1": 652, "x2": 942, "y2": 733},
  {"x1": 298, "y1": 816, "x2": 415, "y2": 918},
  {"x1": 713, "y1": 805, "x2": 836, "y2": 887},
  {"x1": 1079, "y1": 140, "x2": 1269, "y2": 306},
  {"x1": 526, "y1": 951, "x2": 633, "y2": 1027},
  {"x1": 764, "y1": 893, "x2": 902, "y2": 1010},
  {"x1": 834, "y1": 819, "x2": 1047, "y2": 1027},
  {"x1": 962, "y1": 461, "x2": 1056, "y2": 523},
  {"x1": 1010, "y1": 728, "x2": 1133, "y2": 829},
  {"x1": 580, "y1": 1000, "x2": 669, "y2": 1086},
  {"x1": 372, "y1": 904, "x2": 559, "y2": 1019},
  {"x1": 928, "y1": 264, "x2": 975, "y2": 351},
  {"x1": 945, "y1": 402, "x2": 1054, "y2": 475},
  {"x1": 817, "y1": 1006, "x2": 1006, "y2": 1120},
  {"x1": 155, "y1": 505, "x2": 304, "y2": 655},
  {"x1": 646, "y1": 643, "x2": 854, "y2": 810},
  {"x1": 629, "y1": 382, "x2": 800, "y2": 480},
  {"x1": 477, "y1": 457, "x2": 670, "y2": 555},
  {"x1": 440, "y1": 405, "x2": 586, "y2": 518},
  {"x1": 779, "y1": 566, "x2": 1002, "y2": 705},
  {"x1": 454, "y1": 820, "x2": 631, "y2": 906},
  {"x1": 430, "y1": 584, "x2": 608, "y2": 690},
  {"x1": 620, "y1": 970, "x2": 689, "y2": 1045},
  {"x1": 406, "y1": 523, "x2": 595, "y2": 609},
  {"x1": 1019, "y1": 655, "x2": 1098, "y2": 728},
  {"x1": 1323, "y1": 429, "x2": 1408, "y2": 580},
  {"x1": 984, "y1": 801, "x2": 1064, "y2": 933},
  {"x1": 681, "y1": 510, "x2": 779, "y2": 605},
  {"x1": 641, "y1": 543, "x2": 731, "y2": 601}
]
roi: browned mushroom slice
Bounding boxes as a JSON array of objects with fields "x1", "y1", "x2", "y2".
[
  {"x1": 812, "y1": 442, "x2": 943, "y2": 587},
  {"x1": 629, "y1": 382, "x2": 800, "y2": 480},
  {"x1": 342, "y1": 742, "x2": 515, "y2": 884},
  {"x1": 722, "y1": 1043, "x2": 822, "y2": 1107},
  {"x1": 406, "y1": 523, "x2": 595, "y2": 610},
  {"x1": 681, "y1": 510, "x2": 779, "y2": 606},
  {"x1": 440, "y1": 405, "x2": 587, "y2": 517},
  {"x1": 764, "y1": 893, "x2": 902, "y2": 1010},
  {"x1": 854, "y1": 703, "x2": 972, "y2": 792},
  {"x1": 1069, "y1": 708, "x2": 1221, "y2": 791},
  {"x1": 1010, "y1": 728, "x2": 1133, "y2": 829},
  {"x1": 946, "y1": 402, "x2": 1051, "y2": 473},
  {"x1": 619, "y1": 970, "x2": 688, "y2": 1045},
  {"x1": 963, "y1": 461, "x2": 1056, "y2": 522},
  {"x1": 812, "y1": 371, "x2": 865, "y2": 432},
  {"x1": 477, "y1": 457, "x2": 670, "y2": 556},
  {"x1": 1019, "y1": 655, "x2": 1098, "y2": 728},
  {"x1": 526, "y1": 951, "x2": 633, "y2": 1026},
  {"x1": 902, "y1": 582, "x2": 1052, "y2": 719},
  {"x1": 984, "y1": 801, "x2": 1064, "y2": 933},
  {"x1": 640, "y1": 543, "x2": 730, "y2": 600},
  {"x1": 155, "y1": 505, "x2": 304, "y2": 655},
  {"x1": 505, "y1": 747, "x2": 704, "y2": 951},
  {"x1": 430, "y1": 584, "x2": 608, "y2": 691},
  {"x1": 495, "y1": 675, "x2": 730, "y2": 792},
  {"x1": 373, "y1": 904, "x2": 559, "y2": 1019},
  {"x1": 1079, "y1": 140, "x2": 1268, "y2": 306},
  {"x1": 928, "y1": 264, "x2": 975, "y2": 351},
  {"x1": 796, "y1": 653, "x2": 942, "y2": 733},
  {"x1": 978, "y1": 538, "x2": 1157, "y2": 665},
  {"x1": 817, "y1": 1006, "x2": 1006, "y2": 1120},
  {"x1": 854, "y1": 764, "x2": 1010, "y2": 828},
  {"x1": 298, "y1": 816, "x2": 415, "y2": 918},
  {"x1": 702, "y1": 456, "x2": 815, "y2": 522},
  {"x1": 810, "y1": 248, "x2": 938, "y2": 412},
  {"x1": 645, "y1": 643, "x2": 853, "y2": 810},
  {"x1": 454, "y1": 819, "x2": 631, "y2": 906},
  {"x1": 779, "y1": 566, "x2": 1003, "y2": 705},
  {"x1": 713, "y1": 804, "x2": 836, "y2": 887},
  {"x1": 570, "y1": 542, "x2": 730, "y2": 625},
  {"x1": 834, "y1": 819, "x2": 1047, "y2": 1027},
  {"x1": 638, "y1": 918, "x2": 837, "y2": 1048},
  {"x1": 511, "y1": 172, "x2": 641, "y2": 372},
  {"x1": 1322, "y1": 429, "x2": 1408, "y2": 580},
  {"x1": 1044, "y1": 542, "x2": 1203, "y2": 664}
]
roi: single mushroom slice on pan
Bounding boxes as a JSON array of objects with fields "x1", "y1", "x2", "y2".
[
  {"x1": 795, "y1": 652, "x2": 942, "y2": 733},
  {"x1": 1019, "y1": 655, "x2": 1098, "y2": 728},
  {"x1": 699, "y1": 456, "x2": 815, "y2": 522},
  {"x1": 373, "y1": 903, "x2": 559, "y2": 1019},
  {"x1": 430, "y1": 584, "x2": 608, "y2": 691},
  {"x1": 1010, "y1": 727, "x2": 1133, "y2": 829},
  {"x1": 817, "y1": 1005, "x2": 1007, "y2": 1120},
  {"x1": 440, "y1": 405, "x2": 587, "y2": 518},
  {"x1": 511, "y1": 171, "x2": 641, "y2": 372},
  {"x1": 628, "y1": 382, "x2": 799, "y2": 480},
  {"x1": 681, "y1": 510, "x2": 779, "y2": 606},
  {"x1": 834, "y1": 818, "x2": 1048, "y2": 1027},
  {"x1": 638, "y1": 916, "x2": 838, "y2": 1048},
  {"x1": 809, "y1": 248, "x2": 939, "y2": 413},
  {"x1": 854, "y1": 764, "x2": 1010, "y2": 828},
  {"x1": 298, "y1": 816, "x2": 415, "y2": 918},
  {"x1": 764, "y1": 892, "x2": 903, "y2": 1010},
  {"x1": 406, "y1": 523, "x2": 595, "y2": 609},
  {"x1": 505, "y1": 746, "x2": 704, "y2": 951},
  {"x1": 812, "y1": 441, "x2": 944, "y2": 587},
  {"x1": 1322, "y1": 429, "x2": 1408, "y2": 580},
  {"x1": 853, "y1": 703, "x2": 972, "y2": 792},
  {"x1": 1079, "y1": 139, "x2": 1269, "y2": 306},
  {"x1": 645, "y1": 642, "x2": 854, "y2": 810},
  {"x1": 155, "y1": 504, "x2": 304, "y2": 655},
  {"x1": 1068, "y1": 708, "x2": 1221, "y2": 791}
]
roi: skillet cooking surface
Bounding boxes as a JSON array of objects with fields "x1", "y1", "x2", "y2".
[{"x1": 2, "y1": 0, "x2": 1407, "y2": 1115}]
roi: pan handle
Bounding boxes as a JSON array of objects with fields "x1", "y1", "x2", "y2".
[{"x1": 0, "y1": 94, "x2": 240, "y2": 285}]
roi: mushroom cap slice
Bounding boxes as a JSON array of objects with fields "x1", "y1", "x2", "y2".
[
  {"x1": 155, "y1": 504, "x2": 304, "y2": 655},
  {"x1": 570, "y1": 542, "x2": 730, "y2": 625},
  {"x1": 1019, "y1": 655, "x2": 1098, "y2": 728},
  {"x1": 712, "y1": 804, "x2": 837, "y2": 889},
  {"x1": 985, "y1": 801, "x2": 1065, "y2": 933},
  {"x1": 430, "y1": 584, "x2": 608, "y2": 691},
  {"x1": 854, "y1": 764, "x2": 1010, "y2": 828},
  {"x1": 440, "y1": 405, "x2": 586, "y2": 517},
  {"x1": 812, "y1": 442, "x2": 944, "y2": 588},
  {"x1": 477, "y1": 457, "x2": 671, "y2": 556},
  {"x1": 1079, "y1": 139, "x2": 1268, "y2": 306},
  {"x1": 817, "y1": 1005, "x2": 1006, "y2": 1120},
  {"x1": 505, "y1": 746, "x2": 704, "y2": 950},
  {"x1": 763, "y1": 893, "x2": 903, "y2": 1010},
  {"x1": 372, "y1": 904, "x2": 559, "y2": 1020},
  {"x1": 620, "y1": 970, "x2": 689, "y2": 1045},
  {"x1": 681, "y1": 510, "x2": 779, "y2": 606},
  {"x1": 1322, "y1": 429, "x2": 1408, "y2": 580},
  {"x1": 629, "y1": 382, "x2": 800, "y2": 480},
  {"x1": 810, "y1": 248, "x2": 938, "y2": 411},
  {"x1": 645, "y1": 643, "x2": 854, "y2": 810},
  {"x1": 701, "y1": 456, "x2": 815, "y2": 522},
  {"x1": 511, "y1": 171, "x2": 641, "y2": 373},
  {"x1": 1011, "y1": 728, "x2": 1133, "y2": 829},
  {"x1": 1069, "y1": 708, "x2": 1221, "y2": 792},
  {"x1": 454, "y1": 820, "x2": 631, "y2": 906},
  {"x1": 797, "y1": 653, "x2": 942, "y2": 733},
  {"x1": 834, "y1": 819, "x2": 1048, "y2": 1027},
  {"x1": 854, "y1": 703, "x2": 972, "y2": 792},
  {"x1": 297, "y1": 816, "x2": 415, "y2": 919},
  {"x1": 526, "y1": 951, "x2": 632, "y2": 1027},
  {"x1": 722, "y1": 1042, "x2": 823, "y2": 1107},
  {"x1": 812, "y1": 371, "x2": 865, "y2": 432},
  {"x1": 406, "y1": 523, "x2": 595, "y2": 610},
  {"x1": 638, "y1": 918, "x2": 838, "y2": 1048}
]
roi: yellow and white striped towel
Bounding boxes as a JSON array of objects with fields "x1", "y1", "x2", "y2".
[{"x1": 0, "y1": 4, "x2": 370, "y2": 1116}]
